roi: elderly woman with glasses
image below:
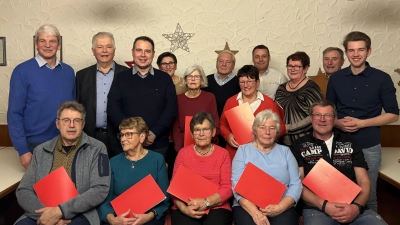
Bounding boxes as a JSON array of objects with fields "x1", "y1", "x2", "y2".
[
  {"x1": 172, "y1": 65, "x2": 219, "y2": 152},
  {"x1": 220, "y1": 65, "x2": 285, "y2": 161},
  {"x1": 98, "y1": 117, "x2": 169, "y2": 225},
  {"x1": 232, "y1": 110, "x2": 302, "y2": 225},
  {"x1": 171, "y1": 112, "x2": 233, "y2": 225},
  {"x1": 157, "y1": 52, "x2": 187, "y2": 95},
  {"x1": 275, "y1": 51, "x2": 322, "y2": 146}
]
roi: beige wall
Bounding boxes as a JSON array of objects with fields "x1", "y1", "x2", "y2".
[{"x1": 1, "y1": 0, "x2": 399, "y2": 124}]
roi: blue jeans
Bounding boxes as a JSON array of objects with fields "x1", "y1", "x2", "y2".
[
  {"x1": 302, "y1": 208, "x2": 387, "y2": 225},
  {"x1": 362, "y1": 144, "x2": 381, "y2": 212}
]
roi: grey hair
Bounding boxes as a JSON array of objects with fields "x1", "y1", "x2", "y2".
[
  {"x1": 57, "y1": 101, "x2": 86, "y2": 121},
  {"x1": 252, "y1": 109, "x2": 281, "y2": 139},
  {"x1": 35, "y1": 24, "x2": 61, "y2": 43},
  {"x1": 217, "y1": 50, "x2": 236, "y2": 63},
  {"x1": 183, "y1": 65, "x2": 208, "y2": 88},
  {"x1": 92, "y1": 32, "x2": 115, "y2": 49}
]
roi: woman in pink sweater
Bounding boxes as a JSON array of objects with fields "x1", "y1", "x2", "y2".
[{"x1": 171, "y1": 112, "x2": 232, "y2": 225}]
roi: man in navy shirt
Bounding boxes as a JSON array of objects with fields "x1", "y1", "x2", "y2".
[
  {"x1": 326, "y1": 31, "x2": 399, "y2": 212},
  {"x1": 107, "y1": 36, "x2": 177, "y2": 157}
]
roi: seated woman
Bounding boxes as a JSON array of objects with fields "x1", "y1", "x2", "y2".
[
  {"x1": 173, "y1": 65, "x2": 219, "y2": 152},
  {"x1": 171, "y1": 112, "x2": 232, "y2": 225},
  {"x1": 220, "y1": 65, "x2": 285, "y2": 160},
  {"x1": 98, "y1": 117, "x2": 169, "y2": 225},
  {"x1": 232, "y1": 110, "x2": 302, "y2": 225}
]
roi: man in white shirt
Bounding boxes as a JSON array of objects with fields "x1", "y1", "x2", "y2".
[{"x1": 252, "y1": 45, "x2": 288, "y2": 99}]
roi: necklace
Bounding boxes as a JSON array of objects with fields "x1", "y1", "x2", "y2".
[
  {"x1": 288, "y1": 76, "x2": 307, "y2": 90},
  {"x1": 194, "y1": 144, "x2": 213, "y2": 156},
  {"x1": 125, "y1": 150, "x2": 144, "y2": 168}
]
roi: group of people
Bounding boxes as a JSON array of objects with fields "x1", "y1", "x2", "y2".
[{"x1": 7, "y1": 23, "x2": 398, "y2": 225}]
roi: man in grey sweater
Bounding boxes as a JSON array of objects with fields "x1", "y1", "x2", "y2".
[{"x1": 15, "y1": 101, "x2": 110, "y2": 225}]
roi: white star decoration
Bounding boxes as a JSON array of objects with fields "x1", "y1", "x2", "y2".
[{"x1": 162, "y1": 23, "x2": 195, "y2": 52}]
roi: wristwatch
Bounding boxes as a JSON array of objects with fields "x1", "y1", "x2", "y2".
[
  {"x1": 352, "y1": 202, "x2": 365, "y2": 214},
  {"x1": 205, "y1": 198, "x2": 211, "y2": 208}
]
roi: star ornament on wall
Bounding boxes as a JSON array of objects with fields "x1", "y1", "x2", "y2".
[
  {"x1": 215, "y1": 42, "x2": 239, "y2": 55},
  {"x1": 163, "y1": 23, "x2": 195, "y2": 52}
]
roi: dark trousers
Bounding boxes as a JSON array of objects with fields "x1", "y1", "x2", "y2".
[
  {"x1": 16, "y1": 215, "x2": 90, "y2": 225},
  {"x1": 166, "y1": 142, "x2": 177, "y2": 180},
  {"x1": 27, "y1": 142, "x2": 43, "y2": 153},
  {"x1": 95, "y1": 130, "x2": 114, "y2": 158},
  {"x1": 233, "y1": 206, "x2": 298, "y2": 225},
  {"x1": 171, "y1": 208, "x2": 232, "y2": 225},
  {"x1": 102, "y1": 217, "x2": 164, "y2": 225}
]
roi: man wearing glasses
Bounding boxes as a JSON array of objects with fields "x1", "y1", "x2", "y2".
[
  {"x1": 8, "y1": 24, "x2": 75, "y2": 168},
  {"x1": 15, "y1": 101, "x2": 110, "y2": 225},
  {"x1": 290, "y1": 100, "x2": 387, "y2": 225},
  {"x1": 107, "y1": 36, "x2": 177, "y2": 158},
  {"x1": 76, "y1": 32, "x2": 128, "y2": 157}
]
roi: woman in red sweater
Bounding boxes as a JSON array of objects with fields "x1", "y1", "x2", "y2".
[
  {"x1": 171, "y1": 112, "x2": 232, "y2": 225},
  {"x1": 220, "y1": 65, "x2": 286, "y2": 160},
  {"x1": 172, "y1": 65, "x2": 219, "y2": 152}
]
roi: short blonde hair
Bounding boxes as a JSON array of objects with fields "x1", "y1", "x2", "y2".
[{"x1": 119, "y1": 117, "x2": 149, "y2": 142}]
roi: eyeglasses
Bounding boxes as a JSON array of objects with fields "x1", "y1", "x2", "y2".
[
  {"x1": 58, "y1": 118, "x2": 84, "y2": 126},
  {"x1": 311, "y1": 113, "x2": 335, "y2": 119},
  {"x1": 186, "y1": 75, "x2": 201, "y2": 80},
  {"x1": 117, "y1": 132, "x2": 141, "y2": 140},
  {"x1": 239, "y1": 80, "x2": 256, "y2": 86},
  {"x1": 193, "y1": 128, "x2": 212, "y2": 135},
  {"x1": 160, "y1": 61, "x2": 175, "y2": 67},
  {"x1": 286, "y1": 65, "x2": 303, "y2": 71},
  {"x1": 258, "y1": 126, "x2": 277, "y2": 132}
]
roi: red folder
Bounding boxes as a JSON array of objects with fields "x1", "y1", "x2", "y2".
[
  {"x1": 167, "y1": 165, "x2": 219, "y2": 213},
  {"x1": 183, "y1": 116, "x2": 195, "y2": 147},
  {"x1": 302, "y1": 158, "x2": 361, "y2": 204},
  {"x1": 111, "y1": 174, "x2": 166, "y2": 217},
  {"x1": 33, "y1": 166, "x2": 78, "y2": 207},
  {"x1": 234, "y1": 162, "x2": 287, "y2": 208},
  {"x1": 224, "y1": 102, "x2": 254, "y2": 145}
]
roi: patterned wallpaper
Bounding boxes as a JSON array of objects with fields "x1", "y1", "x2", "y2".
[{"x1": 0, "y1": 0, "x2": 399, "y2": 124}]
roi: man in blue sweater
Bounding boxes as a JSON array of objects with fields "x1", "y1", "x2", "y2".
[
  {"x1": 107, "y1": 36, "x2": 177, "y2": 157},
  {"x1": 7, "y1": 24, "x2": 76, "y2": 168}
]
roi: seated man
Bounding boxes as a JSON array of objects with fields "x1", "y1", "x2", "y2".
[
  {"x1": 15, "y1": 101, "x2": 110, "y2": 225},
  {"x1": 290, "y1": 100, "x2": 387, "y2": 225}
]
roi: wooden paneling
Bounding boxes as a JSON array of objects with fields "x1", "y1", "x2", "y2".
[
  {"x1": 380, "y1": 125, "x2": 400, "y2": 147},
  {"x1": 0, "y1": 125, "x2": 12, "y2": 146}
]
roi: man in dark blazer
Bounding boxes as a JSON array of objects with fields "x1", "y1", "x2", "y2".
[{"x1": 76, "y1": 32, "x2": 128, "y2": 157}]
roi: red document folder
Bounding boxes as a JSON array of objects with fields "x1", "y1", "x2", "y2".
[
  {"x1": 302, "y1": 158, "x2": 362, "y2": 204},
  {"x1": 234, "y1": 162, "x2": 287, "y2": 208},
  {"x1": 183, "y1": 116, "x2": 194, "y2": 147},
  {"x1": 111, "y1": 174, "x2": 166, "y2": 217},
  {"x1": 167, "y1": 165, "x2": 219, "y2": 213},
  {"x1": 33, "y1": 166, "x2": 78, "y2": 207},
  {"x1": 224, "y1": 102, "x2": 254, "y2": 145}
]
